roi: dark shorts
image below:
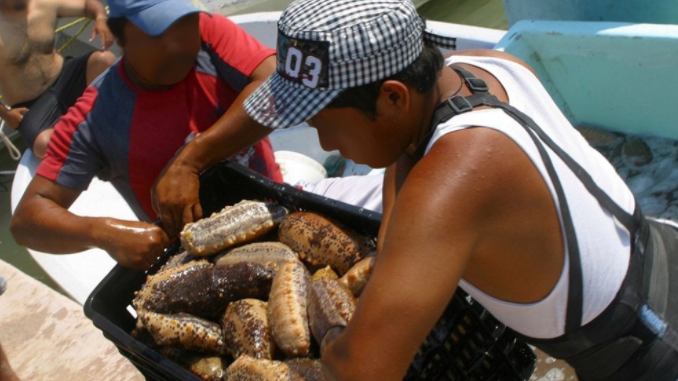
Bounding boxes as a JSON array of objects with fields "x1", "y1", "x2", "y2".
[
  {"x1": 592, "y1": 219, "x2": 678, "y2": 381},
  {"x1": 12, "y1": 52, "x2": 93, "y2": 149},
  {"x1": 625, "y1": 219, "x2": 678, "y2": 381}
]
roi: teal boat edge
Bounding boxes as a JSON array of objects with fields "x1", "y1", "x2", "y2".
[
  {"x1": 495, "y1": 20, "x2": 678, "y2": 140},
  {"x1": 502, "y1": 0, "x2": 678, "y2": 27}
]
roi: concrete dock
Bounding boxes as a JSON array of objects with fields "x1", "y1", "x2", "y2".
[
  {"x1": 0, "y1": 257, "x2": 576, "y2": 381},
  {"x1": 0, "y1": 259, "x2": 144, "y2": 381}
]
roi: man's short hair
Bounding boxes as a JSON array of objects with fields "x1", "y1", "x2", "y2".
[{"x1": 327, "y1": 41, "x2": 444, "y2": 120}]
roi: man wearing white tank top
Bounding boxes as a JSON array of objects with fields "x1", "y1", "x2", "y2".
[{"x1": 243, "y1": 0, "x2": 677, "y2": 380}]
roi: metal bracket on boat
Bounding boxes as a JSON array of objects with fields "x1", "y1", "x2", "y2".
[{"x1": 446, "y1": 95, "x2": 474, "y2": 115}]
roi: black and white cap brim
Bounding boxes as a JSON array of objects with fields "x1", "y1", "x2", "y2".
[
  {"x1": 245, "y1": 72, "x2": 342, "y2": 130},
  {"x1": 245, "y1": 0, "x2": 456, "y2": 130}
]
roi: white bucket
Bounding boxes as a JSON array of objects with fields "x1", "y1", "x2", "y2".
[{"x1": 274, "y1": 150, "x2": 327, "y2": 185}]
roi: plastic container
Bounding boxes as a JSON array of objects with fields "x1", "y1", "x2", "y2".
[
  {"x1": 274, "y1": 150, "x2": 327, "y2": 185},
  {"x1": 84, "y1": 161, "x2": 536, "y2": 381}
]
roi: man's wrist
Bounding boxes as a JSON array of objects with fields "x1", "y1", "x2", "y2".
[
  {"x1": 89, "y1": 216, "x2": 114, "y2": 251},
  {"x1": 175, "y1": 139, "x2": 211, "y2": 175}
]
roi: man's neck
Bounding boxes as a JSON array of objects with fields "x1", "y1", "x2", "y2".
[
  {"x1": 408, "y1": 66, "x2": 462, "y2": 156},
  {"x1": 123, "y1": 59, "x2": 173, "y2": 91}
]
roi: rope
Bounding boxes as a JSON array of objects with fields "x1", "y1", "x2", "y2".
[
  {"x1": 55, "y1": 5, "x2": 109, "y2": 53},
  {"x1": 57, "y1": 18, "x2": 93, "y2": 53},
  {"x1": 0, "y1": 120, "x2": 22, "y2": 161},
  {"x1": 54, "y1": 16, "x2": 88, "y2": 34}
]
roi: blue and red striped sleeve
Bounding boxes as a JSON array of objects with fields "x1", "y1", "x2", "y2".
[
  {"x1": 199, "y1": 13, "x2": 275, "y2": 91},
  {"x1": 37, "y1": 86, "x2": 103, "y2": 190}
]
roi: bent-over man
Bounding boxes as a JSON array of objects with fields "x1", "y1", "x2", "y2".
[{"x1": 242, "y1": 0, "x2": 678, "y2": 380}]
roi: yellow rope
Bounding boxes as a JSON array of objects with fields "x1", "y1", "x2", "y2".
[
  {"x1": 56, "y1": 18, "x2": 93, "y2": 53},
  {"x1": 54, "y1": 16, "x2": 88, "y2": 33}
]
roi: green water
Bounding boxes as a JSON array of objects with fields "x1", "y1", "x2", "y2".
[
  {"x1": 0, "y1": 0, "x2": 506, "y2": 297},
  {"x1": 227, "y1": 0, "x2": 508, "y2": 30},
  {"x1": 419, "y1": 0, "x2": 507, "y2": 29}
]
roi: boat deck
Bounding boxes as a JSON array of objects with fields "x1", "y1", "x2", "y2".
[{"x1": 0, "y1": 259, "x2": 143, "y2": 380}]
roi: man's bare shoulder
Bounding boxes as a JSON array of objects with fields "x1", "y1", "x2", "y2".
[
  {"x1": 444, "y1": 49, "x2": 537, "y2": 76},
  {"x1": 28, "y1": 0, "x2": 58, "y2": 12},
  {"x1": 33, "y1": 0, "x2": 86, "y2": 15}
]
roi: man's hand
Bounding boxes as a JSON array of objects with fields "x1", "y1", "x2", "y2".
[
  {"x1": 1, "y1": 107, "x2": 28, "y2": 129},
  {"x1": 149, "y1": 56, "x2": 277, "y2": 238},
  {"x1": 90, "y1": 17, "x2": 113, "y2": 50},
  {"x1": 99, "y1": 219, "x2": 170, "y2": 270},
  {"x1": 151, "y1": 161, "x2": 203, "y2": 240},
  {"x1": 13, "y1": 175, "x2": 168, "y2": 271}
]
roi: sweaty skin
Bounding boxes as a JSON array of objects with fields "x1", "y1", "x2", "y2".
[
  {"x1": 307, "y1": 50, "x2": 564, "y2": 381},
  {"x1": 11, "y1": 176, "x2": 169, "y2": 269}
]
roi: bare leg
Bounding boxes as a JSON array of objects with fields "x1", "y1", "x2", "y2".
[
  {"x1": 32, "y1": 128, "x2": 53, "y2": 159},
  {"x1": 32, "y1": 51, "x2": 115, "y2": 158},
  {"x1": 86, "y1": 51, "x2": 116, "y2": 84}
]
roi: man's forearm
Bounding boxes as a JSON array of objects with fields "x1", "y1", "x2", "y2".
[
  {"x1": 11, "y1": 196, "x2": 169, "y2": 270},
  {"x1": 174, "y1": 81, "x2": 273, "y2": 174},
  {"x1": 11, "y1": 200, "x2": 108, "y2": 254},
  {"x1": 84, "y1": 0, "x2": 107, "y2": 21}
]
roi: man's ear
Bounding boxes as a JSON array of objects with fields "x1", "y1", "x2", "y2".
[{"x1": 379, "y1": 80, "x2": 410, "y2": 113}]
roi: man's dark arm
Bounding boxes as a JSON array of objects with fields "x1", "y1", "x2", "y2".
[
  {"x1": 11, "y1": 176, "x2": 169, "y2": 270},
  {"x1": 151, "y1": 56, "x2": 276, "y2": 238}
]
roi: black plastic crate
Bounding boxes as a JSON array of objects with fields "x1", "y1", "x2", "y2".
[{"x1": 84, "y1": 161, "x2": 536, "y2": 381}]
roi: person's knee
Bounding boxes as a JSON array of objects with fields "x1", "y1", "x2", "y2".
[
  {"x1": 86, "y1": 51, "x2": 116, "y2": 84},
  {"x1": 32, "y1": 128, "x2": 53, "y2": 159}
]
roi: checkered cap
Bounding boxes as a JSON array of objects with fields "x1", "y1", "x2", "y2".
[{"x1": 244, "y1": 0, "x2": 456, "y2": 129}]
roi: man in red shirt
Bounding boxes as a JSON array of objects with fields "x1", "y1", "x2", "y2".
[{"x1": 11, "y1": 0, "x2": 282, "y2": 269}]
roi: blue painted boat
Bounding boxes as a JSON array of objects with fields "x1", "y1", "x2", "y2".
[
  {"x1": 503, "y1": 0, "x2": 678, "y2": 27},
  {"x1": 496, "y1": 20, "x2": 678, "y2": 140}
]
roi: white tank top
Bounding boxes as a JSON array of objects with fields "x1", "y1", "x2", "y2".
[{"x1": 426, "y1": 56, "x2": 636, "y2": 338}]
